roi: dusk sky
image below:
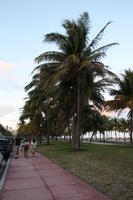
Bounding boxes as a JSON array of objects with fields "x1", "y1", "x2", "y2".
[{"x1": 0, "y1": 0, "x2": 133, "y2": 129}]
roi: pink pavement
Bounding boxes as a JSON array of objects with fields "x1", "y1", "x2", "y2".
[{"x1": 1, "y1": 151, "x2": 111, "y2": 200}]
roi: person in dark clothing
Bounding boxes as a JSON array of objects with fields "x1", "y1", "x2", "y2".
[
  {"x1": 15, "y1": 135, "x2": 21, "y2": 158},
  {"x1": 23, "y1": 138, "x2": 29, "y2": 158}
]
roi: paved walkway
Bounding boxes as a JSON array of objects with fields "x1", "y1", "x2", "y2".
[{"x1": 1, "y1": 151, "x2": 110, "y2": 200}]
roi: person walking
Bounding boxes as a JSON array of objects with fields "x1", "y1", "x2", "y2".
[
  {"x1": 15, "y1": 135, "x2": 21, "y2": 158},
  {"x1": 31, "y1": 138, "x2": 37, "y2": 157},
  {"x1": 23, "y1": 138, "x2": 29, "y2": 158},
  {"x1": 20, "y1": 137, "x2": 25, "y2": 151}
]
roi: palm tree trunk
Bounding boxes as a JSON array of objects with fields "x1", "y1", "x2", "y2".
[
  {"x1": 100, "y1": 132, "x2": 101, "y2": 141},
  {"x1": 68, "y1": 122, "x2": 71, "y2": 142},
  {"x1": 111, "y1": 131, "x2": 112, "y2": 141},
  {"x1": 38, "y1": 118, "x2": 42, "y2": 144},
  {"x1": 103, "y1": 131, "x2": 105, "y2": 142},
  {"x1": 39, "y1": 127, "x2": 42, "y2": 144},
  {"x1": 72, "y1": 89, "x2": 77, "y2": 149},
  {"x1": 72, "y1": 116, "x2": 76, "y2": 148},
  {"x1": 46, "y1": 107, "x2": 50, "y2": 145},
  {"x1": 75, "y1": 73, "x2": 81, "y2": 150},
  {"x1": 130, "y1": 109, "x2": 133, "y2": 144},
  {"x1": 124, "y1": 132, "x2": 126, "y2": 143},
  {"x1": 90, "y1": 131, "x2": 96, "y2": 142},
  {"x1": 114, "y1": 119, "x2": 117, "y2": 142}
]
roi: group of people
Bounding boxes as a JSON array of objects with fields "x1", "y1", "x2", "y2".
[{"x1": 14, "y1": 136, "x2": 37, "y2": 158}]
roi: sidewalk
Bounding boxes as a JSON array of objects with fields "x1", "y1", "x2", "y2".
[{"x1": 1, "y1": 151, "x2": 111, "y2": 200}]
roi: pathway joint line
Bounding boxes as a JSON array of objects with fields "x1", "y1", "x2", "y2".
[{"x1": 33, "y1": 163, "x2": 57, "y2": 200}]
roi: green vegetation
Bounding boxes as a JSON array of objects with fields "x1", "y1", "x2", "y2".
[
  {"x1": 18, "y1": 12, "x2": 119, "y2": 149},
  {"x1": 16, "y1": 11, "x2": 133, "y2": 200},
  {"x1": 0, "y1": 123, "x2": 12, "y2": 136},
  {"x1": 106, "y1": 69, "x2": 133, "y2": 143},
  {"x1": 38, "y1": 142, "x2": 133, "y2": 200}
]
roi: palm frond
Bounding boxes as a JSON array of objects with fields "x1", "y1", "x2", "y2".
[
  {"x1": 25, "y1": 80, "x2": 38, "y2": 92},
  {"x1": 44, "y1": 32, "x2": 67, "y2": 45},
  {"x1": 32, "y1": 63, "x2": 58, "y2": 73},
  {"x1": 35, "y1": 51, "x2": 66, "y2": 63},
  {"x1": 90, "y1": 43, "x2": 119, "y2": 56},
  {"x1": 78, "y1": 12, "x2": 90, "y2": 33},
  {"x1": 89, "y1": 22, "x2": 112, "y2": 49},
  {"x1": 89, "y1": 51, "x2": 106, "y2": 61}
]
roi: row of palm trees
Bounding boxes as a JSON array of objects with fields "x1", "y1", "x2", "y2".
[
  {"x1": 0, "y1": 124, "x2": 12, "y2": 136},
  {"x1": 18, "y1": 12, "x2": 133, "y2": 149},
  {"x1": 88, "y1": 117, "x2": 131, "y2": 142},
  {"x1": 106, "y1": 69, "x2": 133, "y2": 143}
]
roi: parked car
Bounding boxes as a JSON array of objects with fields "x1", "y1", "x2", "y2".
[
  {"x1": 0, "y1": 152, "x2": 3, "y2": 167},
  {"x1": 0, "y1": 138, "x2": 12, "y2": 160}
]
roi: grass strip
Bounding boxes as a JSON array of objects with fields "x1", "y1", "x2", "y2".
[{"x1": 37, "y1": 141, "x2": 133, "y2": 200}]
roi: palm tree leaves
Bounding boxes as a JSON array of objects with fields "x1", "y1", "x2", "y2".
[
  {"x1": 44, "y1": 33, "x2": 67, "y2": 46},
  {"x1": 19, "y1": 12, "x2": 118, "y2": 147},
  {"x1": 35, "y1": 51, "x2": 66, "y2": 63},
  {"x1": 106, "y1": 69, "x2": 133, "y2": 120},
  {"x1": 0, "y1": 124, "x2": 12, "y2": 136},
  {"x1": 110, "y1": 69, "x2": 133, "y2": 105},
  {"x1": 90, "y1": 43, "x2": 118, "y2": 60},
  {"x1": 25, "y1": 79, "x2": 39, "y2": 92},
  {"x1": 65, "y1": 12, "x2": 90, "y2": 50},
  {"x1": 77, "y1": 12, "x2": 90, "y2": 33},
  {"x1": 32, "y1": 63, "x2": 59, "y2": 73},
  {"x1": 89, "y1": 22, "x2": 112, "y2": 50}
]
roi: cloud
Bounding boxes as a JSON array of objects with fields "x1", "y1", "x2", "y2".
[
  {"x1": 0, "y1": 105, "x2": 16, "y2": 117},
  {"x1": 0, "y1": 61, "x2": 13, "y2": 74}
]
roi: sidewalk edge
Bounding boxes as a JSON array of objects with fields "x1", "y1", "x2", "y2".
[{"x1": 0, "y1": 157, "x2": 11, "y2": 193}]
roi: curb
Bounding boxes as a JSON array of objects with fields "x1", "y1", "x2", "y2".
[{"x1": 0, "y1": 157, "x2": 11, "y2": 193}]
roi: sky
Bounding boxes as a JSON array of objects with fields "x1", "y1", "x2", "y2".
[{"x1": 0, "y1": 0, "x2": 133, "y2": 130}]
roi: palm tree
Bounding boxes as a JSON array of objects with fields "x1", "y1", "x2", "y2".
[
  {"x1": 0, "y1": 124, "x2": 12, "y2": 136},
  {"x1": 119, "y1": 118, "x2": 128, "y2": 142},
  {"x1": 106, "y1": 69, "x2": 133, "y2": 144},
  {"x1": 111, "y1": 117, "x2": 119, "y2": 142},
  {"x1": 19, "y1": 72, "x2": 45, "y2": 143},
  {"x1": 34, "y1": 12, "x2": 118, "y2": 149},
  {"x1": 20, "y1": 67, "x2": 59, "y2": 144}
]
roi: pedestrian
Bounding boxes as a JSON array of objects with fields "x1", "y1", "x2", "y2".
[
  {"x1": 15, "y1": 135, "x2": 21, "y2": 158},
  {"x1": 20, "y1": 137, "x2": 25, "y2": 151},
  {"x1": 23, "y1": 138, "x2": 29, "y2": 158},
  {"x1": 29, "y1": 138, "x2": 32, "y2": 152},
  {"x1": 31, "y1": 138, "x2": 37, "y2": 157}
]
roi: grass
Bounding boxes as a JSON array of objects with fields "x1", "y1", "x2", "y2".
[{"x1": 37, "y1": 141, "x2": 133, "y2": 200}]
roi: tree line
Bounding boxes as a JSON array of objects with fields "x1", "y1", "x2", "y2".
[
  {"x1": 18, "y1": 12, "x2": 133, "y2": 149},
  {"x1": 0, "y1": 124, "x2": 12, "y2": 137}
]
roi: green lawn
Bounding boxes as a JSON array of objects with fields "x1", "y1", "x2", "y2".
[{"x1": 37, "y1": 141, "x2": 133, "y2": 200}]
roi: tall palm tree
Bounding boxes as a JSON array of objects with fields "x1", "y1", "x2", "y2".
[
  {"x1": 111, "y1": 117, "x2": 119, "y2": 141},
  {"x1": 19, "y1": 92, "x2": 44, "y2": 143},
  {"x1": 20, "y1": 66, "x2": 58, "y2": 144},
  {"x1": 106, "y1": 69, "x2": 133, "y2": 144},
  {"x1": 19, "y1": 71, "x2": 46, "y2": 143},
  {"x1": 34, "y1": 12, "x2": 118, "y2": 149}
]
